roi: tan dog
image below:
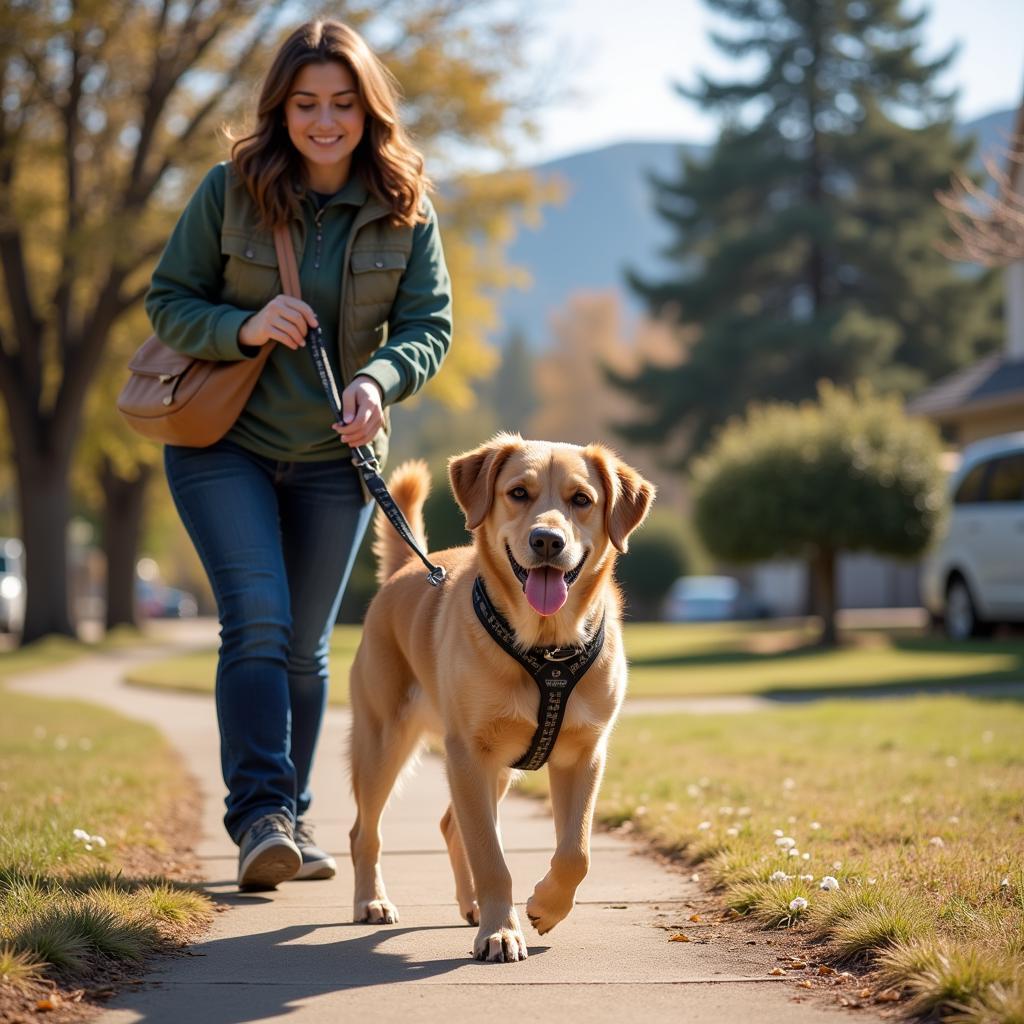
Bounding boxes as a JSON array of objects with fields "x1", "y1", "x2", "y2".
[{"x1": 348, "y1": 434, "x2": 654, "y2": 962}]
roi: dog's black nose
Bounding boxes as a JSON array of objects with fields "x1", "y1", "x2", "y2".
[{"x1": 529, "y1": 527, "x2": 565, "y2": 559}]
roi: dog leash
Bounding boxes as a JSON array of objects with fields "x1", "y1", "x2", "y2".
[{"x1": 306, "y1": 325, "x2": 446, "y2": 587}]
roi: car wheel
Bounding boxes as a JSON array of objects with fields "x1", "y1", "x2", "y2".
[{"x1": 945, "y1": 577, "x2": 990, "y2": 640}]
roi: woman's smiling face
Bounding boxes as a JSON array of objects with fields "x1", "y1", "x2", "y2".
[{"x1": 284, "y1": 61, "x2": 366, "y2": 191}]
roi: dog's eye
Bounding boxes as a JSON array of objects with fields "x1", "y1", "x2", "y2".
[
  {"x1": 509, "y1": 487, "x2": 529, "y2": 501},
  {"x1": 572, "y1": 493, "x2": 593, "y2": 508}
]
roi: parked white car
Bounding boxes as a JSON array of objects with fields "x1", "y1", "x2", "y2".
[
  {"x1": 0, "y1": 537, "x2": 25, "y2": 634},
  {"x1": 921, "y1": 432, "x2": 1024, "y2": 639}
]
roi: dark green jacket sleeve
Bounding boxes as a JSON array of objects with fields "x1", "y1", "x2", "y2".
[
  {"x1": 356, "y1": 197, "x2": 453, "y2": 405},
  {"x1": 144, "y1": 164, "x2": 253, "y2": 361}
]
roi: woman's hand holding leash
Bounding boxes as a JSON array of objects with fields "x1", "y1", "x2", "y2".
[
  {"x1": 239, "y1": 294, "x2": 318, "y2": 350},
  {"x1": 333, "y1": 376, "x2": 384, "y2": 448}
]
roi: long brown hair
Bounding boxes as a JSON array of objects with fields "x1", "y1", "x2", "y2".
[{"x1": 230, "y1": 20, "x2": 429, "y2": 229}]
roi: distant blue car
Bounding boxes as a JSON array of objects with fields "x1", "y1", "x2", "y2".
[
  {"x1": 662, "y1": 575, "x2": 770, "y2": 622},
  {"x1": 135, "y1": 579, "x2": 199, "y2": 618}
]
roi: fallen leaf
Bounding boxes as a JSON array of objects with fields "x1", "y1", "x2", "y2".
[
  {"x1": 785, "y1": 961, "x2": 808, "y2": 970},
  {"x1": 877, "y1": 990, "x2": 901, "y2": 1003},
  {"x1": 689, "y1": 913, "x2": 702, "y2": 922},
  {"x1": 769, "y1": 967, "x2": 786, "y2": 976},
  {"x1": 797, "y1": 980, "x2": 813, "y2": 989},
  {"x1": 669, "y1": 933, "x2": 690, "y2": 942},
  {"x1": 817, "y1": 965, "x2": 836, "y2": 976},
  {"x1": 858, "y1": 988, "x2": 872, "y2": 999}
]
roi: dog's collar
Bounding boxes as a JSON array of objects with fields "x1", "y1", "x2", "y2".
[{"x1": 472, "y1": 576, "x2": 606, "y2": 771}]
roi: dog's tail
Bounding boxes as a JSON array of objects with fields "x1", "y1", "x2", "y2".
[{"x1": 372, "y1": 459, "x2": 431, "y2": 584}]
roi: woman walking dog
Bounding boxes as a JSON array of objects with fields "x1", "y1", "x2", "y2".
[{"x1": 145, "y1": 19, "x2": 452, "y2": 891}]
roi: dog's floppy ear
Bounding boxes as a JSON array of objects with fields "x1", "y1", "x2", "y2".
[
  {"x1": 586, "y1": 446, "x2": 656, "y2": 553},
  {"x1": 448, "y1": 433, "x2": 523, "y2": 531}
]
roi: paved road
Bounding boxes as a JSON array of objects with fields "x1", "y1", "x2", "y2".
[{"x1": 10, "y1": 640, "x2": 851, "y2": 1024}]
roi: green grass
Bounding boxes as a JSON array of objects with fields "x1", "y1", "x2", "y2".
[
  {"x1": 518, "y1": 696, "x2": 1024, "y2": 1021},
  {"x1": 0, "y1": 642, "x2": 213, "y2": 996},
  {"x1": 123, "y1": 619, "x2": 1024, "y2": 703}
]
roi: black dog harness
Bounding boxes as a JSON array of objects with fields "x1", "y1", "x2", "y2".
[{"x1": 472, "y1": 577, "x2": 606, "y2": 770}]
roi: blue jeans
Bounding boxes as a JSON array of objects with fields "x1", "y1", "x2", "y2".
[{"x1": 164, "y1": 438, "x2": 372, "y2": 845}]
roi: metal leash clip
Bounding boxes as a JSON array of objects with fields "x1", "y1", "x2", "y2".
[{"x1": 350, "y1": 444, "x2": 381, "y2": 473}]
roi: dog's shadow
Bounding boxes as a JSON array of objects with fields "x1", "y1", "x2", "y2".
[{"x1": 114, "y1": 914, "x2": 551, "y2": 1024}]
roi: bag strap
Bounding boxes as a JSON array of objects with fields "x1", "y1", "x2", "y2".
[{"x1": 273, "y1": 224, "x2": 301, "y2": 298}]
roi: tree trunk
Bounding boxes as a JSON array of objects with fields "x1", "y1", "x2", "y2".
[
  {"x1": 17, "y1": 452, "x2": 74, "y2": 643},
  {"x1": 100, "y1": 458, "x2": 153, "y2": 630},
  {"x1": 810, "y1": 547, "x2": 838, "y2": 647}
]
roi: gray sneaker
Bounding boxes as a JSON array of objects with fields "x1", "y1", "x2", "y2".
[
  {"x1": 293, "y1": 820, "x2": 337, "y2": 880},
  {"x1": 237, "y1": 812, "x2": 301, "y2": 891}
]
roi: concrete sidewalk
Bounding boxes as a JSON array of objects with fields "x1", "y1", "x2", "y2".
[{"x1": 13, "y1": 645, "x2": 850, "y2": 1024}]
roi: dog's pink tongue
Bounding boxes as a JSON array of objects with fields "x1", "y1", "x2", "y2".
[{"x1": 524, "y1": 567, "x2": 568, "y2": 616}]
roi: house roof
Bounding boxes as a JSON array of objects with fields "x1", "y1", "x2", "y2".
[{"x1": 907, "y1": 353, "x2": 1024, "y2": 420}]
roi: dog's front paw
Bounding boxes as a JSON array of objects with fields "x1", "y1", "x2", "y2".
[
  {"x1": 473, "y1": 912, "x2": 528, "y2": 962},
  {"x1": 354, "y1": 898, "x2": 399, "y2": 924},
  {"x1": 526, "y1": 877, "x2": 575, "y2": 935}
]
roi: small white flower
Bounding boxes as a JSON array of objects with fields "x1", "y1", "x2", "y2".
[
  {"x1": 947, "y1": 816, "x2": 959, "y2": 824},
  {"x1": 634, "y1": 805, "x2": 648, "y2": 817},
  {"x1": 787, "y1": 815, "x2": 797, "y2": 824},
  {"x1": 690, "y1": 873, "x2": 700, "y2": 882},
  {"x1": 687, "y1": 784, "x2": 701, "y2": 797},
  {"x1": 90, "y1": 835, "x2": 106, "y2": 848},
  {"x1": 699, "y1": 776, "x2": 710, "y2": 787},
  {"x1": 819, "y1": 876, "x2": 840, "y2": 891},
  {"x1": 770, "y1": 870, "x2": 790, "y2": 882},
  {"x1": 775, "y1": 836, "x2": 796, "y2": 850},
  {"x1": 718, "y1": 806, "x2": 734, "y2": 816},
  {"x1": 54, "y1": 736, "x2": 68, "y2": 751},
  {"x1": 900, "y1": 794, "x2": 914, "y2": 804},
  {"x1": 788, "y1": 849, "x2": 802, "y2": 858},
  {"x1": 84, "y1": 843, "x2": 93, "y2": 851},
  {"x1": 773, "y1": 829, "x2": 785, "y2": 837},
  {"x1": 737, "y1": 806, "x2": 752, "y2": 816},
  {"x1": 783, "y1": 778, "x2": 796, "y2": 790},
  {"x1": 799, "y1": 874, "x2": 814, "y2": 882},
  {"x1": 832, "y1": 861, "x2": 843, "y2": 870},
  {"x1": 697, "y1": 821, "x2": 712, "y2": 831},
  {"x1": 810, "y1": 821, "x2": 821, "y2": 830},
  {"x1": 945, "y1": 756, "x2": 958, "y2": 768},
  {"x1": 929, "y1": 836, "x2": 945, "y2": 848},
  {"x1": 726, "y1": 827, "x2": 739, "y2": 837},
  {"x1": 801, "y1": 852, "x2": 811, "y2": 861},
  {"x1": 789, "y1": 897, "x2": 808, "y2": 912},
  {"x1": 867, "y1": 878, "x2": 877, "y2": 886},
  {"x1": 665, "y1": 802, "x2": 678, "y2": 812},
  {"x1": 999, "y1": 877, "x2": 1010, "y2": 889},
  {"x1": 72, "y1": 828, "x2": 90, "y2": 841}
]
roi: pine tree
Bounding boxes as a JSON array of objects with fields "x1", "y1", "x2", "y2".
[{"x1": 617, "y1": 0, "x2": 1002, "y2": 462}]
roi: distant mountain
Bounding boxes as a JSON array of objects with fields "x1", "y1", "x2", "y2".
[{"x1": 497, "y1": 107, "x2": 1016, "y2": 348}]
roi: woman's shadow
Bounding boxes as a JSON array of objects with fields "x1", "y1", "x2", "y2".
[{"x1": 111, "y1": 900, "x2": 551, "y2": 1024}]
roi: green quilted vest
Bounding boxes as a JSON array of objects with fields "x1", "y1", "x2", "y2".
[{"x1": 218, "y1": 165, "x2": 415, "y2": 471}]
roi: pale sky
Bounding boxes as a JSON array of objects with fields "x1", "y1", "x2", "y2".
[{"x1": 520, "y1": 0, "x2": 1024, "y2": 164}]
